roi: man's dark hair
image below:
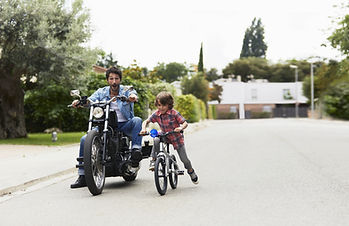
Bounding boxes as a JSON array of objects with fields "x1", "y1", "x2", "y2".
[
  {"x1": 155, "y1": 91, "x2": 174, "y2": 109},
  {"x1": 106, "y1": 67, "x2": 122, "y2": 80}
]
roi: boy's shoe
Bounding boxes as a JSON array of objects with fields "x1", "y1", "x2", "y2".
[
  {"x1": 149, "y1": 160, "x2": 155, "y2": 171},
  {"x1": 188, "y1": 169, "x2": 199, "y2": 185}
]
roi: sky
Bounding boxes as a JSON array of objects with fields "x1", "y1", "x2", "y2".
[{"x1": 81, "y1": 0, "x2": 346, "y2": 72}]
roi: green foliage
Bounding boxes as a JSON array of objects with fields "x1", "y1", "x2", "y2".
[
  {"x1": 208, "y1": 104, "x2": 217, "y2": 119},
  {"x1": 121, "y1": 76, "x2": 153, "y2": 119},
  {"x1": 175, "y1": 95, "x2": 201, "y2": 123},
  {"x1": 216, "y1": 112, "x2": 237, "y2": 119},
  {"x1": 209, "y1": 83, "x2": 223, "y2": 103},
  {"x1": 181, "y1": 72, "x2": 209, "y2": 102},
  {"x1": 152, "y1": 62, "x2": 188, "y2": 83},
  {"x1": 223, "y1": 57, "x2": 270, "y2": 81},
  {"x1": 206, "y1": 68, "x2": 220, "y2": 81},
  {"x1": 198, "y1": 43, "x2": 204, "y2": 72},
  {"x1": 328, "y1": 14, "x2": 349, "y2": 55},
  {"x1": 24, "y1": 82, "x2": 88, "y2": 132},
  {"x1": 0, "y1": 132, "x2": 85, "y2": 146},
  {"x1": 323, "y1": 79, "x2": 349, "y2": 119},
  {"x1": 0, "y1": 0, "x2": 97, "y2": 87},
  {"x1": 251, "y1": 112, "x2": 272, "y2": 119},
  {"x1": 123, "y1": 60, "x2": 159, "y2": 83},
  {"x1": 198, "y1": 99, "x2": 207, "y2": 120},
  {"x1": 147, "y1": 82, "x2": 177, "y2": 110},
  {"x1": 240, "y1": 18, "x2": 267, "y2": 58},
  {"x1": 97, "y1": 52, "x2": 118, "y2": 68}
]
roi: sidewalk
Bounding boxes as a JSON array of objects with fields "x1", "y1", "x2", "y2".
[
  {"x1": 0, "y1": 144, "x2": 78, "y2": 196},
  {"x1": 0, "y1": 120, "x2": 211, "y2": 196}
]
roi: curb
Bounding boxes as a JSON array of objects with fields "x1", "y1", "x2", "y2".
[{"x1": 0, "y1": 168, "x2": 76, "y2": 197}]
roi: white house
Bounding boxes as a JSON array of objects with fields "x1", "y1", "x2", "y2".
[{"x1": 209, "y1": 78, "x2": 309, "y2": 119}]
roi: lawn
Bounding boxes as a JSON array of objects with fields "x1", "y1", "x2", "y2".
[{"x1": 0, "y1": 132, "x2": 86, "y2": 146}]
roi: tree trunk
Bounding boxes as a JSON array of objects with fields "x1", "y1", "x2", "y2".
[{"x1": 0, "y1": 73, "x2": 27, "y2": 139}]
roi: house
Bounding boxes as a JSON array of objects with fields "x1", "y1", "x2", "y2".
[{"x1": 208, "y1": 78, "x2": 308, "y2": 119}]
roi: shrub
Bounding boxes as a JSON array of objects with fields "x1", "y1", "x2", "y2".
[{"x1": 175, "y1": 94, "x2": 200, "y2": 123}]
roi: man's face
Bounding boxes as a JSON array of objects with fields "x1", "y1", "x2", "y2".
[{"x1": 107, "y1": 73, "x2": 121, "y2": 92}]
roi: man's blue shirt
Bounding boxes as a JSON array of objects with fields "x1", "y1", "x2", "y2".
[{"x1": 88, "y1": 85, "x2": 137, "y2": 120}]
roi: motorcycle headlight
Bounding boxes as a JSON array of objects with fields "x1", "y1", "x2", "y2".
[{"x1": 93, "y1": 107, "x2": 104, "y2": 118}]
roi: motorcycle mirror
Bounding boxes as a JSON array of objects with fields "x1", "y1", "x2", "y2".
[
  {"x1": 70, "y1": 90, "x2": 80, "y2": 97},
  {"x1": 125, "y1": 86, "x2": 134, "y2": 91}
]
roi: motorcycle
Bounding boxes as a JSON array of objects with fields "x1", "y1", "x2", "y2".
[{"x1": 68, "y1": 89, "x2": 152, "y2": 196}]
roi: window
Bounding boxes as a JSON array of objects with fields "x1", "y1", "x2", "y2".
[
  {"x1": 263, "y1": 106, "x2": 272, "y2": 113},
  {"x1": 283, "y1": 89, "x2": 293, "y2": 100},
  {"x1": 251, "y1": 88, "x2": 257, "y2": 100},
  {"x1": 230, "y1": 106, "x2": 237, "y2": 113}
]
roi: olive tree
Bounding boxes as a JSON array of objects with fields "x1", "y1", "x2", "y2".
[{"x1": 0, "y1": 0, "x2": 97, "y2": 138}]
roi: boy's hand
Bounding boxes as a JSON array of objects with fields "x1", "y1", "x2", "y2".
[{"x1": 174, "y1": 127, "x2": 183, "y2": 132}]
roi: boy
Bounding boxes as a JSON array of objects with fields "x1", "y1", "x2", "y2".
[{"x1": 140, "y1": 91, "x2": 198, "y2": 184}]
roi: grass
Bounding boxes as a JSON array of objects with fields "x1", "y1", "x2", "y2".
[{"x1": 0, "y1": 132, "x2": 86, "y2": 146}]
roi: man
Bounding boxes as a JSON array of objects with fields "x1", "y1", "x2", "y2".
[{"x1": 70, "y1": 66, "x2": 143, "y2": 189}]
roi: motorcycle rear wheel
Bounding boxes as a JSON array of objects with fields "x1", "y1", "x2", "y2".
[
  {"x1": 84, "y1": 130, "x2": 105, "y2": 196},
  {"x1": 154, "y1": 157, "x2": 167, "y2": 195}
]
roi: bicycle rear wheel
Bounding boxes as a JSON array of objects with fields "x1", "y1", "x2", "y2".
[
  {"x1": 154, "y1": 157, "x2": 167, "y2": 195},
  {"x1": 169, "y1": 155, "x2": 178, "y2": 189}
]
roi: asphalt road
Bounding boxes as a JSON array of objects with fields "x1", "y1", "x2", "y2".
[{"x1": 1, "y1": 119, "x2": 349, "y2": 226}]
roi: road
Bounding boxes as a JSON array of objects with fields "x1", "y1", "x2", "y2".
[{"x1": 1, "y1": 119, "x2": 349, "y2": 226}]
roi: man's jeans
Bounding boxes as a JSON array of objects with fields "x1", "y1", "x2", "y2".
[{"x1": 78, "y1": 117, "x2": 142, "y2": 175}]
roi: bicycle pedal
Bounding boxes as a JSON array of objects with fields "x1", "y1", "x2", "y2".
[{"x1": 177, "y1": 170, "x2": 184, "y2": 175}]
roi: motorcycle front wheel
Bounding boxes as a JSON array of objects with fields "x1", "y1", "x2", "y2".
[
  {"x1": 154, "y1": 157, "x2": 167, "y2": 195},
  {"x1": 84, "y1": 130, "x2": 105, "y2": 196}
]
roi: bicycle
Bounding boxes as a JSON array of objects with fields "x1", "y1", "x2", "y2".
[{"x1": 141, "y1": 129, "x2": 184, "y2": 195}]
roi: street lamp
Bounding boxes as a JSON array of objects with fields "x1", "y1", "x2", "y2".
[
  {"x1": 310, "y1": 63, "x2": 315, "y2": 118},
  {"x1": 289, "y1": 65, "x2": 298, "y2": 118}
]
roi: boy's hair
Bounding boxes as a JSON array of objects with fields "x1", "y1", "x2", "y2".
[
  {"x1": 155, "y1": 91, "x2": 174, "y2": 109},
  {"x1": 106, "y1": 66, "x2": 122, "y2": 80}
]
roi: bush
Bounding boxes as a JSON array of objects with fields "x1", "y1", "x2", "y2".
[
  {"x1": 208, "y1": 104, "x2": 216, "y2": 119},
  {"x1": 175, "y1": 94, "x2": 201, "y2": 123},
  {"x1": 216, "y1": 112, "x2": 237, "y2": 119},
  {"x1": 251, "y1": 111, "x2": 272, "y2": 118},
  {"x1": 198, "y1": 99, "x2": 207, "y2": 120},
  {"x1": 323, "y1": 80, "x2": 349, "y2": 119}
]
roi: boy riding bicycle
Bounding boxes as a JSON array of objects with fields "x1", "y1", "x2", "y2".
[{"x1": 140, "y1": 91, "x2": 198, "y2": 184}]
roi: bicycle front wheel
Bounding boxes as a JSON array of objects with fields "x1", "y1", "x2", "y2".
[
  {"x1": 169, "y1": 155, "x2": 178, "y2": 189},
  {"x1": 154, "y1": 157, "x2": 167, "y2": 195}
]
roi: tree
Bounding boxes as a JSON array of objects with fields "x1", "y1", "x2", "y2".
[
  {"x1": 328, "y1": 13, "x2": 349, "y2": 55},
  {"x1": 222, "y1": 57, "x2": 270, "y2": 82},
  {"x1": 181, "y1": 72, "x2": 209, "y2": 102},
  {"x1": 198, "y1": 42, "x2": 204, "y2": 72},
  {"x1": 97, "y1": 52, "x2": 118, "y2": 68},
  {"x1": 209, "y1": 83, "x2": 223, "y2": 103},
  {"x1": 206, "y1": 68, "x2": 220, "y2": 82},
  {"x1": 152, "y1": 62, "x2": 188, "y2": 83},
  {"x1": 240, "y1": 18, "x2": 268, "y2": 58},
  {"x1": 0, "y1": 0, "x2": 97, "y2": 138}
]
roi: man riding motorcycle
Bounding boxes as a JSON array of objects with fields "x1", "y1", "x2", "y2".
[{"x1": 70, "y1": 66, "x2": 143, "y2": 189}]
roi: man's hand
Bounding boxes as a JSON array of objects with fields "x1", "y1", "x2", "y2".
[
  {"x1": 139, "y1": 130, "x2": 147, "y2": 135},
  {"x1": 71, "y1": 100, "x2": 80, "y2": 108},
  {"x1": 128, "y1": 93, "x2": 138, "y2": 102}
]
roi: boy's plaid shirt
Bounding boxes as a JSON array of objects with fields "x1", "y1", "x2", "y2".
[{"x1": 149, "y1": 109, "x2": 186, "y2": 150}]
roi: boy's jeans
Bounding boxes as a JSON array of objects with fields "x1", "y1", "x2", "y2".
[{"x1": 78, "y1": 117, "x2": 142, "y2": 175}]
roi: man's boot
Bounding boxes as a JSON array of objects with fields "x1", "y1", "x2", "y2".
[{"x1": 70, "y1": 175, "x2": 86, "y2": 189}]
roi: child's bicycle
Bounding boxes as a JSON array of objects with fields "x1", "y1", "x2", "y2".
[{"x1": 141, "y1": 129, "x2": 184, "y2": 195}]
